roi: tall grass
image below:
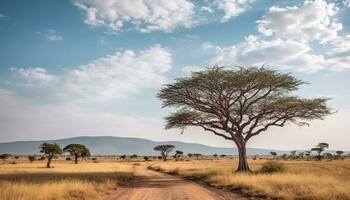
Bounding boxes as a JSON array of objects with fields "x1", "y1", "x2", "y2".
[
  {"x1": 149, "y1": 158, "x2": 350, "y2": 200},
  {"x1": 0, "y1": 161, "x2": 134, "y2": 200}
]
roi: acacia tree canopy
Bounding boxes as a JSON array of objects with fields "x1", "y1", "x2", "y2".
[
  {"x1": 158, "y1": 67, "x2": 331, "y2": 172},
  {"x1": 39, "y1": 143, "x2": 63, "y2": 168},
  {"x1": 153, "y1": 144, "x2": 175, "y2": 161},
  {"x1": 63, "y1": 144, "x2": 90, "y2": 164}
]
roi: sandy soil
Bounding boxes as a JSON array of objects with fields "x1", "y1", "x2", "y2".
[{"x1": 100, "y1": 164, "x2": 246, "y2": 200}]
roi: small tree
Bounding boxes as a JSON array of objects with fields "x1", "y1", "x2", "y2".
[
  {"x1": 14, "y1": 156, "x2": 20, "y2": 160},
  {"x1": 193, "y1": 153, "x2": 202, "y2": 159},
  {"x1": 63, "y1": 144, "x2": 90, "y2": 164},
  {"x1": 174, "y1": 150, "x2": 184, "y2": 161},
  {"x1": 187, "y1": 153, "x2": 193, "y2": 158},
  {"x1": 153, "y1": 145, "x2": 175, "y2": 161},
  {"x1": 130, "y1": 154, "x2": 138, "y2": 159},
  {"x1": 28, "y1": 155, "x2": 36, "y2": 163},
  {"x1": 290, "y1": 151, "x2": 297, "y2": 159},
  {"x1": 0, "y1": 154, "x2": 11, "y2": 161},
  {"x1": 39, "y1": 143, "x2": 63, "y2": 168},
  {"x1": 298, "y1": 152, "x2": 304, "y2": 158},
  {"x1": 270, "y1": 152, "x2": 277, "y2": 159},
  {"x1": 220, "y1": 154, "x2": 226, "y2": 158},
  {"x1": 336, "y1": 151, "x2": 344, "y2": 156},
  {"x1": 120, "y1": 155, "x2": 126, "y2": 160},
  {"x1": 213, "y1": 154, "x2": 218, "y2": 159},
  {"x1": 311, "y1": 143, "x2": 329, "y2": 160},
  {"x1": 158, "y1": 67, "x2": 331, "y2": 172},
  {"x1": 144, "y1": 156, "x2": 149, "y2": 161}
]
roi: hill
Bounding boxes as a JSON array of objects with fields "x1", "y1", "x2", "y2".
[{"x1": 0, "y1": 136, "x2": 333, "y2": 156}]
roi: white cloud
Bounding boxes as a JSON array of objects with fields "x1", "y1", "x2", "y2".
[
  {"x1": 216, "y1": 0, "x2": 256, "y2": 22},
  {"x1": 10, "y1": 67, "x2": 58, "y2": 87},
  {"x1": 202, "y1": 42, "x2": 215, "y2": 49},
  {"x1": 46, "y1": 29, "x2": 64, "y2": 41},
  {"x1": 209, "y1": 35, "x2": 350, "y2": 72},
  {"x1": 74, "y1": 0, "x2": 195, "y2": 33},
  {"x1": 11, "y1": 45, "x2": 172, "y2": 102},
  {"x1": 257, "y1": 0, "x2": 342, "y2": 43},
  {"x1": 205, "y1": 0, "x2": 350, "y2": 72}
]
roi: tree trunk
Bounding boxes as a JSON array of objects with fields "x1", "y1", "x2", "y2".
[
  {"x1": 236, "y1": 141, "x2": 250, "y2": 172},
  {"x1": 46, "y1": 157, "x2": 52, "y2": 168},
  {"x1": 162, "y1": 152, "x2": 167, "y2": 161},
  {"x1": 74, "y1": 154, "x2": 78, "y2": 164}
]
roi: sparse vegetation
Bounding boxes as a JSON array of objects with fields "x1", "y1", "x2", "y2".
[
  {"x1": 149, "y1": 158, "x2": 350, "y2": 200},
  {"x1": 0, "y1": 161, "x2": 134, "y2": 200},
  {"x1": 259, "y1": 161, "x2": 285, "y2": 174}
]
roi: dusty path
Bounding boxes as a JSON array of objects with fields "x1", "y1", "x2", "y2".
[{"x1": 100, "y1": 164, "x2": 247, "y2": 200}]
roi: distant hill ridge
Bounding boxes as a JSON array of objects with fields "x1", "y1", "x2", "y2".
[{"x1": 0, "y1": 136, "x2": 344, "y2": 156}]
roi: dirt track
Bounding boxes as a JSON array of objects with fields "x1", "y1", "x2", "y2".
[{"x1": 100, "y1": 165, "x2": 246, "y2": 200}]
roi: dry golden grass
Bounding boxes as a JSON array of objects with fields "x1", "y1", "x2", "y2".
[
  {"x1": 149, "y1": 158, "x2": 350, "y2": 200},
  {"x1": 0, "y1": 160, "x2": 135, "y2": 200}
]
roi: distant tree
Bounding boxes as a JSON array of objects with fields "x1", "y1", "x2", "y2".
[
  {"x1": 66, "y1": 157, "x2": 72, "y2": 161},
  {"x1": 153, "y1": 145, "x2": 175, "y2": 161},
  {"x1": 270, "y1": 152, "x2": 277, "y2": 158},
  {"x1": 158, "y1": 67, "x2": 331, "y2": 172},
  {"x1": 130, "y1": 154, "x2": 138, "y2": 159},
  {"x1": 158, "y1": 156, "x2": 162, "y2": 160},
  {"x1": 120, "y1": 155, "x2": 126, "y2": 160},
  {"x1": 290, "y1": 151, "x2": 297, "y2": 159},
  {"x1": 14, "y1": 156, "x2": 20, "y2": 160},
  {"x1": 174, "y1": 150, "x2": 184, "y2": 161},
  {"x1": 39, "y1": 143, "x2": 63, "y2": 168},
  {"x1": 0, "y1": 154, "x2": 11, "y2": 161},
  {"x1": 81, "y1": 148, "x2": 91, "y2": 160},
  {"x1": 28, "y1": 155, "x2": 36, "y2": 163},
  {"x1": 298, "y1": 152, "x2": 304, "y2": 158},
  {"x1": 281, "y1": 154, "x2": 287, "y2": 160},
  {"x1": 187, "y1": 153, "x2": 193, "y2": 158},
  {"x1": 213, "y1": 154, "x2": 218, "y2": 159},
  {"x1": 336, "y1": 151, "x2": 344, "y2": 157},
  {"x1": 39, "y1": 156, "x2": 46, "y2": 160},
  {"x1": 304, "y1": 151, "x2": 311, "y2": 159},
  {"x1": 193, "y1": 153, "x2": 202, "y2": 159},
  {"x1": 144, "y1": 156, "x2": 149, "y2": 161},
  {"x1": 220, "y1": 154, "x2": 226, "y2": 158},
  {"x1": 311, "y1": 143, "x2": 329, "y2": 160},
  {"x1": 63, "y1": 144, "x2": 90, "y2": 164}
]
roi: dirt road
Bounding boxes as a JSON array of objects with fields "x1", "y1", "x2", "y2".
[{"x1": 100, "y1": 165, "x2": 246, "y2": 200}]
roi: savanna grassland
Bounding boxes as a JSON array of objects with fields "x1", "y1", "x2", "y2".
[
  {"x1": 0, "y1": 158, "x2": 134, "y2": 200},
  {"x1": 149, "y1": 157, "x2": 350, "y2": 200}
]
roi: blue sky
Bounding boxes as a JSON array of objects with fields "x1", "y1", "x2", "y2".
[{"x1": 0, "y1": 0, "x2": 350, "y2": 150}]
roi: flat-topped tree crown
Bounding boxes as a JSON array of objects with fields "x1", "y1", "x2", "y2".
[{"x1": 158, "y1": 67, "x2": 331, "y2": 172}]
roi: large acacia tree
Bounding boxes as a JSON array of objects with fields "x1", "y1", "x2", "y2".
[
  {"x1": 63, "y1": 144, "x2": 90, "y2": 164},
  {"x1": 158, "y1": 67, "x2": 331, "y2": 172}
]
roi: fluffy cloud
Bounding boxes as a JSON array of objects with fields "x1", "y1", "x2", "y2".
[
  {"x1": 46, "y1": 29, "x2": 64, "y2": 41},
  {"x1": 209, "y1": 36, "x2": 329, "y2": 72},
  {"x1": 74, "y1": 0, "x2": 257, "y2": 33},
  {"x1": 206, "y1": 0, "x2": 350, "y2": 72},
  {"x1": 257, "y1": 0, "x2": 342, "y2": 43},
  {"x1": 216, "y1": 0, "x2": 256, "y2": 22},
  {"x1": 74, "y1": 0, "x2": 195, "y2": 33},
  {"x1": 10, "y1": 67, "x2": 58, "y2": 86},
  {"x1": 11, "y1": 45, "x2": 172, "y2": 102}
]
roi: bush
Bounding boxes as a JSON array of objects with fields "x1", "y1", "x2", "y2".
[
  {"x1": 66, "y1": 157, "x2": 71, "y2": 161},
  {"x1": 259, "y1": 161, "x2": 285, "y2": 174}
]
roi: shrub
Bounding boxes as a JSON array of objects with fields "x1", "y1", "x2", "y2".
[
  {"x1": 66, "y1": 157, "x2": 72, "y2": 161},
  {"x1": 259, "y1": 161, "x2": 285, "y2": 174}
]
